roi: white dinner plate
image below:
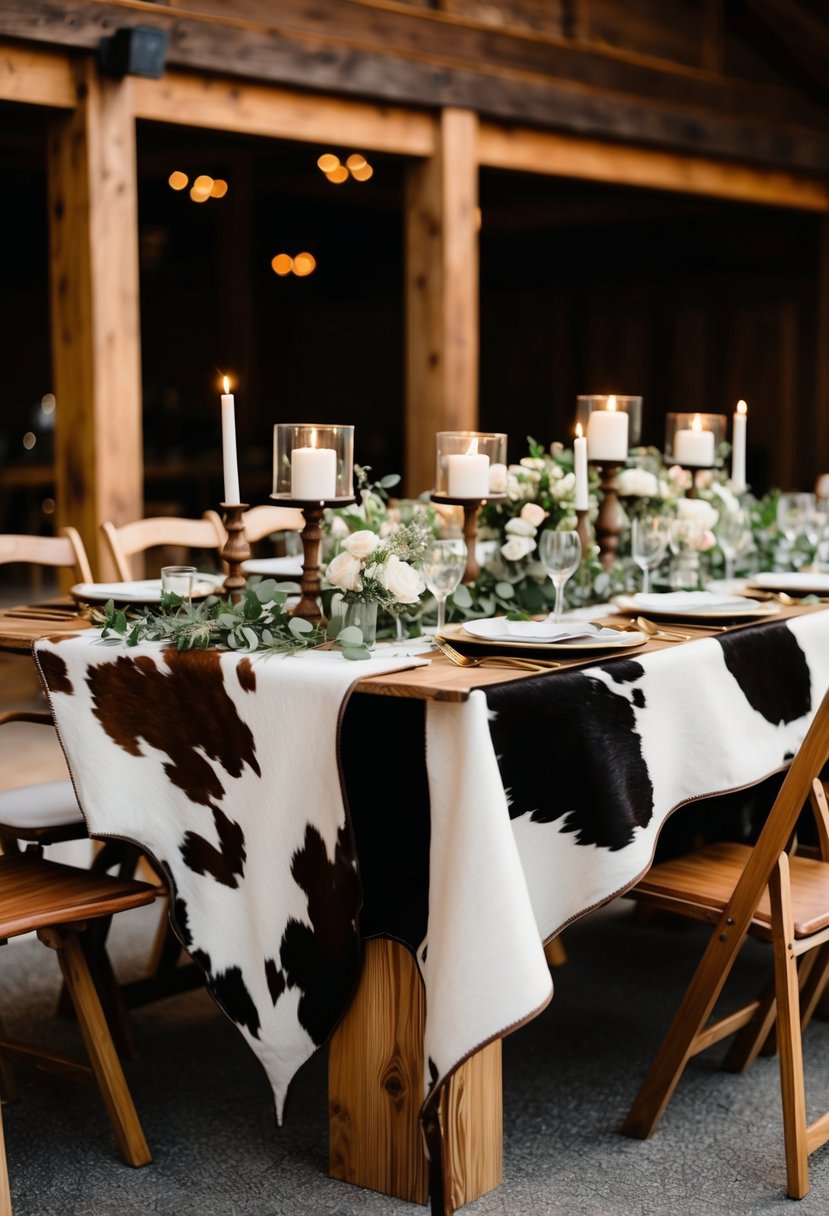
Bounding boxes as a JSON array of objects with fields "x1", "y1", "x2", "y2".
[
  {"x1": 241, "y1": 556, "x2": 303, "y2": 578},
  {"x1": 747, "y1": 572, "x2": 829, "y2": 595},
  {"x1": 70, "y1": 576, "x2": 223, "y2": 606},
  {"x1": 443, "y1": 620, "x2": 646, "y2": 653},
  {"x1": 613, "y1": 592, "x2": 780, "y2": 621}
]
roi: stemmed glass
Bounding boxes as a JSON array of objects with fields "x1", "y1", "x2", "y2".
[
  {"x1": 538, "y1": 530, "x2": 581, "y2": 623},
  {"x1": 715, "y1": 507, "x2": 751, "y2": 583},
  {"x1": 422, "y1": 538, "x2": 467, "y2": 634},
  {"x1": 777, "y1": 492, "x2": 812, "y2": 546},
  {"x1": 630, "y1": 515, "x2": 670, "y2": 595}
]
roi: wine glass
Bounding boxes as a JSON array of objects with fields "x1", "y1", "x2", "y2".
[
  {"x1": 715, "y1": 507, "x2": 751, "y2": 584},
  {"x1": 630, "y1": 515, "x2": 670, "y2": 596},
  {"x1": 777, "y1": 492, "x2": 811, "y2": 546},
  {"x1": 422, "y1": 538, "x2": 467, "y2": 634},
  {"x1": 538, "y1": 530, "x2": 581, "y2": 623}
]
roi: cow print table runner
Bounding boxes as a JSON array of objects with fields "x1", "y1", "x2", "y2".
[{"x1": 33, "y1": 634, "x2": 427, "y2": 1121}]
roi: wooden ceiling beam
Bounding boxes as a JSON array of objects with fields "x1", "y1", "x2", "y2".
[
  {"x1": 0, "y1": 43, "x2": 75, "y2": 108},
  {"x1": 130, "y1": 72, "x2": 434, "y2": 156},
  {"x1": 2, "y1": 2, "x2": 829, "y2": 172},
  {"x1": 477, "y1": 123, "x2": 829, "y2": 212}
]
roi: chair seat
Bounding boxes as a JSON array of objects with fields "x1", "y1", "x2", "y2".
[
  {"x1": 630, "y1": 841, "x2": 829, "y2": 939},
  {"x1": 0, "y1": 854, "x2": 157, "y2": 940},
  {"x1": 0, "y1": 779, "x2": 83, "y2": 831}
]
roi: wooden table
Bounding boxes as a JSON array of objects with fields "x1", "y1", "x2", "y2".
[{"x1": 10, "y1": 599, "x2": 829, "y2": 1216}]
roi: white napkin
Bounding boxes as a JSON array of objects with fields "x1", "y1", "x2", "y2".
[
  {"x1": 463, "y1": 618, "x2": 603, "y2": 643},
  {"x1": 631, "y1": 592, "x2": 760, "y2": 612}
]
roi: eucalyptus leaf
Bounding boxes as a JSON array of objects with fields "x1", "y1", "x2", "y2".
[
  {"x1": 495, "y1": 581, "x2": 516, "y2": 598},
  {"x1": 336, "y1": 625, "x2": 364, "y2": 646},
  {"x1": 288, "y1": 616, "x2": 314, "y2": 635},
  {"x1": 453, "y1": 584, "x2": 473, "y2": 608}
]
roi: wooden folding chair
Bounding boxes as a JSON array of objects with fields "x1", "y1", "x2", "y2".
[
  {"x1": 622, "y1": 686, "x2": 829, "y2": 1198},
  {"x1": 99, "y1": 515, "x2": 225, "y2": 581},
  {"x1": 0, "y1": 852, "x2": 156, "y2": 1213},
  {"x1": 203, "y1": 504, "x2": 304, "y2": 549}
]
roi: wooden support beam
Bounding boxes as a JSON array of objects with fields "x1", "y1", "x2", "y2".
[
  {"x1": 47, "y1": 59, "x2": 143, "y2": 576},
  {"x1": 0, "y1": 43, "x2": 74, "y2": 108},
  {"x1": 816, "y1": 218, "x2": 829, "y2": 479},
  {"x1": 405, "y1": 108, "x2": 479, "y2": 499},
  {"x1": 130, "y1": 71, "x2": 434, "y2": 156},
  {"x1": 477, "y1": 123, "x2": 829, "y2": 212}
]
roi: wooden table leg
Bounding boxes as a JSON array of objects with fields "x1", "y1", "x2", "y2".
[{"x1": 328, "y1": 938, "x2": 502, "y2": 1209}]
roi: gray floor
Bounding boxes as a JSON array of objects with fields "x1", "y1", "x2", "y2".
[{"x1": 3, "y1": 894, "x2": 829, "y2": 1216}]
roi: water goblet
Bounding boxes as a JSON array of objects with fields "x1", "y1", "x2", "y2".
[
  {"x1": 422, "y1": 538, "x2": 467, "y2": 634},
  {"x1": 630, "y1": 514, "x2": 670, "y2": 595},
  {"x1": 161, "y1": 565, "x2": 196, "y2": 608},
  {"x1": 776, "y1": 492, "x2": 812, "y2": 546},
  {"x1": 715, "y1": 507, "x2": 752, "y2": 583},
  {"x1": 538, "y1": 529, "x2": 581, "y2": 623}
]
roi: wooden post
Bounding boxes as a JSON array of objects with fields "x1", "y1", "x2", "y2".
[
  {"x1": 405, "y1": 108, "x2": 479, "y2": 499},
  {"x1": 816, "y1": 218, "x2": 829, "y2": 479},
  {"x1": 47, "y1": 58, "x2": 143, "y2": 579},
  {"x1": 328, "y1": 938, "x2": 502, "y2": 1208}
]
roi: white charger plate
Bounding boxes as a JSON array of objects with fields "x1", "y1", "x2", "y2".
[
  {"x1": 70, "y1": 576, "x2": 222, "y2": 605},
  {"x1": 613, "y1": 592, "x2": 780, "y2": 621},
  {"x1": 747, "y1": 572, "x2": 829, "y2": 595},
  {"x1": 443, "y1": 620, "x2": 646, "y2": 653}
]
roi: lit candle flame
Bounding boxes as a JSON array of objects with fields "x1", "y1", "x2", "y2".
[
  {"x1": 575, "y1": 422, "x2": 583, "y2": 438},
  {"x1": 691, "y1": 413, "x2": 702, "y2": 431},
  {"x1": 223, "y1": 375, "x2": 230, "y2": 394},
  {"x1": 737, "y1": 399, "x2": 747, "y2": 416},
  {"x1": 607, "y1": 395, "x2": 617, "y2": 412}
]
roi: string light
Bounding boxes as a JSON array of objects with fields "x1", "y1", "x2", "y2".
[
  {"x1": 169, "y1": 171, "x2": 228, "y2": 202},
  {"x1": 271, "y1": 254, "x2": 294, "y2": 276},
  {"x1": 168, "y1": 171, "x2": 188, "y2": 191},
  {"x1": 317, "y1": 153, "x2": 340, "y2": 173},
  {"x1": 210, "y1": 179, "x2": 229, "y2": 199},
  {"x1": 317, "y1": 151, "x2": 375, "y2": 184},
  {"x1": 325, "y1": 165, "x2": 349, "y2": 185},
  {"x1": 270, "y1": 252, "x2": 317, "y2": 277}
]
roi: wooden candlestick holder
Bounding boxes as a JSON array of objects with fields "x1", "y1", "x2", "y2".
[
  {"x1": 430, "y1": 493, "x2": 506, "y2": 584},
  {"x1": 220, "y1": 503, "x2": 251, "y2": 601},
  {"x1": 278, "y1": 495, "x2": 356, "y2": 625},
  {"x1": 593, "y1": 464, "x2": 625, "y2": 571},
  {"x1": 575, "y1": 508, "x2": 591, "y2": 555}
]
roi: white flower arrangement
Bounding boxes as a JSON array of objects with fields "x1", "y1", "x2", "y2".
[{"x1": 325, "y1": 527, "x2": 427, "y2": 610}]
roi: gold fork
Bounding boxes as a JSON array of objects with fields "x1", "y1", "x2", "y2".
[{"x1": 433, "y1": 636, "x2": 561, "y2": 672}]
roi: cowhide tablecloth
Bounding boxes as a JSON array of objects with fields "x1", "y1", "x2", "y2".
[{"x1": 35, "y1": 610, "x2": 829, "y2": 1129}]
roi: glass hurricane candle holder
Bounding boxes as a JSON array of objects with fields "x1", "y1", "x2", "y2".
[
  {"x1": 271, "y1": 424, "x2": 355, "y2": 503},
  {"x1": 576, "y1": 395, "x2": 642, "y2": 464},
  {"x1": 664, "y1": 413, "x2": 727, "y2": 470},
  {"x1": 433, "y1": 431, "x2": 508, "y2": 500}
]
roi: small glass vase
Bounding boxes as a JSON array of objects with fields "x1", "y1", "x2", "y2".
[{"x1": 330, "y1": 597, "x2": 378, "y2": 648}]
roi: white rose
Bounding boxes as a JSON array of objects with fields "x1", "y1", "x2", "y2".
[
  {"x1": 520, "y1": 502, "x2": 547, "y2": 528},
  {"x1": 667, "y1": 464, "x2": 693, "y2": 492},
  {"x1": 342, "y1": 529, "x2": 380, "y2": 559},
  {"x1": 501, "y1": 536, "x2": 537, "y2": 562},
  {"x1": 326, "y1": 550, "x2": 363, "y2": 593},
  {"x1": 519, "y1": 457, "x2": 546, "y2": 472},
  {"x1": 377, "y1": 554, "x2": 425, "y2": 604},
  {"x1": 505, "y1": 516, "x2": 537, "y2": 538},
  {"x1": 617, "y1": 468, "x2": 659, "y2": 498},
  {"x1": 677, "y1": 497, "x2": 719, "y2": 529},
  {"x1": 549, "y1": 471, "x2": 576, "y2": 501},
  {"x1": 488, "y1": 462, "x2": 508, "y2": 493}
]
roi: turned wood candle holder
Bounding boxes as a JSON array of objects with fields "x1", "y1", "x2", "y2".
[
  {"x1": 220, "y1": 504, "x2": 251, "y2": 601},
  {"x1": 430, "y1": 493, "x2": 506, "y2": 584},
  {"x1": 274, "y1": 495, "x2": 356, "y2": 625},
  {"x1": 575, "y1": 508, "x2": 591, "y2": 555},
  {"x1": 593, "y1": 464, "x2": 625, "y2": 571}
]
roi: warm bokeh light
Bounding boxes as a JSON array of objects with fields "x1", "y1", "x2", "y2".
[
  {"x1": 22, "y1": 432, "x2": 36, "y2": 450},
  {"x1": 41, "y1": 497, "x2": 55, "y2": 515},
  {"x1": 40, "y1": 393, "x2": 56, "y2": 414},
  {"x1": 350, "y1": 163, "x2": 374, "y2": 182},
  {"x1": 325, "y1": 165, "x2": 349, "y2": 184},
  {"x1": 292, "y1": 252, "x2": 316, "y2": 277},
  {"x1": 193, "y1": 174, "x2": 214, "y2": 191},
  {"x1": 271, "y1": 253, "x2": 294, "y2": 276},
  {"x1": 210, "y1": 179, "x2": 229, "y2": 199},
  {"x1": 190, "y1": 186, "x2": 209, "y2": 203},
  {"x1": 317, "y1": 153, "x2": 340, "y2": 173},
  {"x1": 168, "y1": 171, "x2": 188, "y2": 191},
  {"x1": 345, "y1": 154, "x2": 367, "y2": 171}
]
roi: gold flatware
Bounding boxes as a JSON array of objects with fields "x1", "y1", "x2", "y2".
[
  {"x1": 634, "y1": 617, "x2": 693, "y2": 642},
  {"x1": 433, "y1": 637, "x2": 560, "y2": 672},
  {"x1": 2, "y1": 608, "x2": 81, "y2": 622}
]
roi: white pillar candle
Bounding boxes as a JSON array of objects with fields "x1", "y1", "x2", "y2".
[
  {"x1": 585, "y1": 397, "x2": 629, "y2": 462},
  {"x1": 731, "y1": 400, "x2": 747, "y2": 493},
  {"x1": 291, "y1": 445, "x2": 337, "y2": 499},
  {"x1": 673, "y1": 415, "x2": 715, "y2": 467},
  {"x1": 574, "y1": 424, "x2": 589, "y2": 510},
  {"x1": 221, "y1": 377, "x2": 241, "y2": 504},
  {"x1": 447, "y1": 452, "x2": 490, "y2": 497}
]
